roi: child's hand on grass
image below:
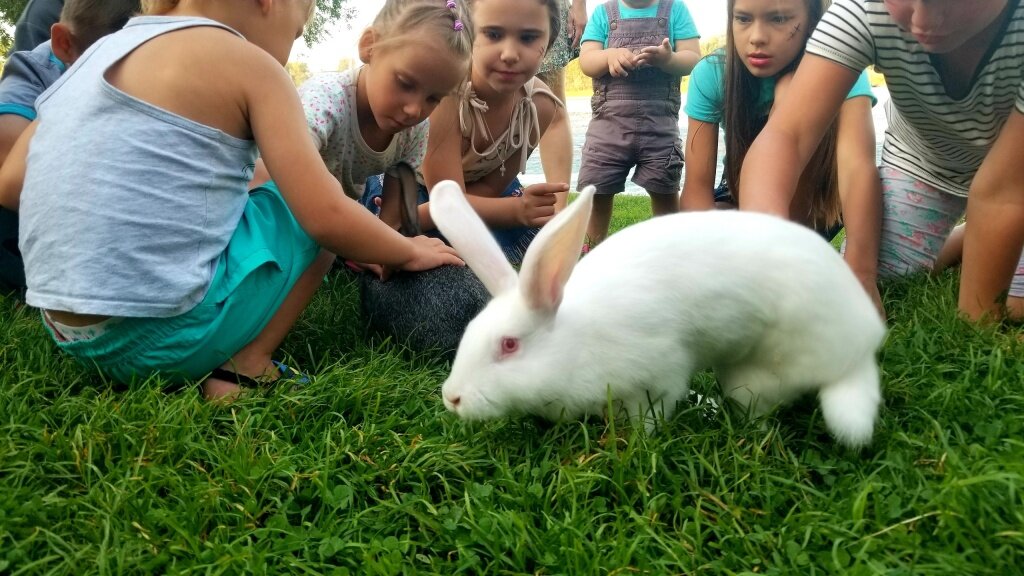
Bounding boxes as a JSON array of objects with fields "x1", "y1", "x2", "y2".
[
  {"x1": 636, "y1": 39, "x2": 673, "y2": 70},
  {"x1": 607, "y1": 47, "x2": 638, "y2": 77},
  {"x1": 518, "y1": 182, "x2": 567, "y2": 227}
]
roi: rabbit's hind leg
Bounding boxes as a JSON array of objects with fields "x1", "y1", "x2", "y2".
[
  {"x1": 717, "y1": 363, "x2": 787, "y2": 418},
  {"x1": 818, "y1": 357, "x2": 881, "y2": 448}
]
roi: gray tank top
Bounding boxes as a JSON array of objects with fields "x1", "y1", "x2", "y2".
[{"x1": 20, "y1": 16, "x2": 259, "y2": 317}]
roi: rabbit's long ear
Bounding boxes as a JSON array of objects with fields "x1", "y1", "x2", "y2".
[
  {"x1": 429, "y1": 180, "x2": 517, "y2": 296},
  {"x1": 519, "y1": 186, "x2": 595, "y2": 314}
]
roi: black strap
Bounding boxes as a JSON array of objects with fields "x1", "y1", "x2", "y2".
[{"x1": 208, "y1": 367, "x2": 264, "y2": 388}]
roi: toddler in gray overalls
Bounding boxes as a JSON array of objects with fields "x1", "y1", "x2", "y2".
[{"x1": 577, "y1": 0, "x2": 700, "y2": 244}]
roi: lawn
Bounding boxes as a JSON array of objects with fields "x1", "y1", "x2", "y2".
[{"x1": 1, "y1": 195, "x2": 1022, "y2": 575}]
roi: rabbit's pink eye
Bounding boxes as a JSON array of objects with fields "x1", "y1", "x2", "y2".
[{"x1": 500, "y1": 337, "x2": 519, "y2": 357}]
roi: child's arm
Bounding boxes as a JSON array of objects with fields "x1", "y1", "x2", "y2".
[
  {"x1": 834, "y1": 94, "x2": 883, "y2": 314},
  {"x1": 959, "y1": 109, "x2": 1024, "y2": 321},
  {"x1": 419, "y1": 92, "x2": 564, "y2": 231},
  {"x1": 244, "y1": 51, "x2": 461, "y2": 271},
  {"x1": 578, "y1": 40, "x2": 638, "y2": 79},
  {"x1": 636, "y1": 38, "x2": 700, "y2": 77},
  {"x1": 568, "y1": 0, "x2": 589, "y2": 48},
  {"x1": 679, "y1": 117, "x2": 718, "y2": 211},
  {"x1": 0, "y1": 120, "x2": 36, "y2": 210},
  {"x1": 419, "y1": 93, "x2": 502, "y2": 229},
  {"x1": 537, "y1": 102, "x2": 571, "y2": 211},
  {"x1": 0, "y1": 115, "x2": 32, "y2": 168},
  {"x1": 738, "y1": 55, "x2": 859, "y2": 216}
]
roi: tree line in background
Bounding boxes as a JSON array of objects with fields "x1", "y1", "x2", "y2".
[
  {"x1": 286, "y1": 33, "x2": 884, "y2": 91},
  {"x1": 286, "y1": 38, "x2": 730, "y2": 90},
  {"x1": 0, "y1": 0, "x2": 353, "y2": 53}
]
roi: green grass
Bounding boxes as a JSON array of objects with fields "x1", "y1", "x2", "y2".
[{"x1": 2, "y1": 195, "x2": 1023, "y2": 575}]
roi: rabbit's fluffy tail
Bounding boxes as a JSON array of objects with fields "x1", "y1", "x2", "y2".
[{"x1": 818, "y1": 358, "x2": 881, "y2": 448}]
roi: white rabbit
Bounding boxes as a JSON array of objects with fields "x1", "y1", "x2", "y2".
[{"x1": 429, "y1": 181, "x2": 885, "y2": 447}]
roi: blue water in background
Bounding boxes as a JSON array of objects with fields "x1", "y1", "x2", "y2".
[{"x1": 521, "y1": 89, "x2": 890, "y2": 194}]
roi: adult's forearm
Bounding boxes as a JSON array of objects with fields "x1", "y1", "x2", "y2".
[{"x1": 737, "y1": 129, "x2": 803, "y2": 217}]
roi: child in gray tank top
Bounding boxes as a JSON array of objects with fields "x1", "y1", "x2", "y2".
[
  {"x1": 0, "y1": 0, "x2": 140, "y2": 294},
  {"x1": 0, "y1": 0, "x2": 463, "y2": 400}
]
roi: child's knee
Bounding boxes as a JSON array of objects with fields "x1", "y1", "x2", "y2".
[{"x1": 1007, "y1": 296, "x2": 1024, "y2": 321}]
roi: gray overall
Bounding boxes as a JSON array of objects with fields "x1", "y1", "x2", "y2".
[{"x1": 577, "y1": 0, "x2": 684, "y2": 195}]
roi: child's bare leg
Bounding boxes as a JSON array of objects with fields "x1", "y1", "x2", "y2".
[
  {"x1": 650, "y1": 191, "x2": 679, "y2": 217},
  {"x1": 1008, "y1": 251, "x2": 1024, "y2": 321},
  {"x1": 587, "y1": 194, "x2": 615, "y2": 246},
  {"x1": 377, "y1": 175, "x2": 403, "y2": 230},
  {"x1": 204, "y1": 248, "x2": 335, "y2": 400},
  {"x1": 934, "y1": 222, "x2": 965, "y2": 273},
  {"x1": 1008, "y1": 297, "x2": 1024, "y2": 320}
]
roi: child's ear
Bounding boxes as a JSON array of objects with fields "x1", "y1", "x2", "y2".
[
  {"x1": 49, "y1": 23, "x2": 81, "y2": 66},
  {"x1": 358, "y1": 28, "x2": 376, "y2": 64}
]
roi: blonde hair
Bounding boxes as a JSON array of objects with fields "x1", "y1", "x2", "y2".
[
  {"x1": 62, "y1": 0, "x2": 141, "y2": 47},
  {"x1": 140, "y1": 0, "x2": 178, "y2": 15},
  {"x1": 368, "y1": 0, "x2": 475, "y2": 64}
]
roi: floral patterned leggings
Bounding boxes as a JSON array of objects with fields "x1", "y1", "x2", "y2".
[{"x1": 878, "y1": 166, "x2": 1024, "y2": 297}]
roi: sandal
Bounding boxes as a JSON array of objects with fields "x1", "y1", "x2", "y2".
[
  {"x1": 208, "y1": 361, "x2": 310, "y2": 389},
  {"x1": 272, "y1": 360, "x2": 310, "y2": 386}
]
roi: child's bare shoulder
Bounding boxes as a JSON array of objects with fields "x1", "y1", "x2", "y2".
[
  {"x1": 144, "y1": 26, "x2": 283, "y2": 80},
  {"x1": 179, "y1": 27, "x2": 294, "y2": 100},
  {"x1": 529, "y1": 78, "x2": 561, "y2": 128}
]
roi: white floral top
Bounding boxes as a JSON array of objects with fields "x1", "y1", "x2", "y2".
[{"x1": 300, "y1": 67, "x2": 430, "y2": 199}]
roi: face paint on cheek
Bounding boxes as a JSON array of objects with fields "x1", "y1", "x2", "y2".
[{"x1": 788, "y1": 23, "x2": 802, "y2": 41}]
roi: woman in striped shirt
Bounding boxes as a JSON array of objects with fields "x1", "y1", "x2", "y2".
[{"x1": 739, "y1": 0, "x2": 1024, "y2": 322}]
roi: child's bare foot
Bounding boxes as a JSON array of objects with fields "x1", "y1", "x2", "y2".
[
  {"x1": 202, "y1": 378, "x2": 245, "y2": 402},
  {"x1": 201, "y1": 356, "x2": 279, "y2": 401}
]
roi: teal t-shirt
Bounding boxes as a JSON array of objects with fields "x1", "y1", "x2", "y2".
[
  {"x1": 581, "y1": 0, "x2": 700, "y2": 48},
  {"x1": 684, "y1": 51, "x2": 876, "y2": 124}
]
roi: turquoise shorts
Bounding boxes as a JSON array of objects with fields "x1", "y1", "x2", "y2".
[{"x1": 46, "y1": 182, "x2": 321, "y2": 384}]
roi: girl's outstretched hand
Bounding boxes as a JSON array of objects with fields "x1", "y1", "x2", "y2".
[
  {"x1": 400, "y1": 235, "x2": 464, "y2": 272},
  {"x1": 519, "y1": 182, "x2": 567, "y2": 227}
]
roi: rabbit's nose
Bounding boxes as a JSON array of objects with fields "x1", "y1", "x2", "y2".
[{"x1": 445, "y1": 393, "x2": 461, "y2": 410}]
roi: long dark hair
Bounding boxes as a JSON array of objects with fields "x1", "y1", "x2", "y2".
[{"x1": 724, "y1": 0, "x2": 841, "y2": 229}]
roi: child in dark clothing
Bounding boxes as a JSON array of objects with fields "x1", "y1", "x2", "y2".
[{"x1": 0, "y1": 0, "x2": 139, "y2": 293}]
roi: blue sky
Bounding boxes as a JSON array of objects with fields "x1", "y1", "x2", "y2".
[{"x1": 295, "y1": 0, "x2": 728, "y2": 72}]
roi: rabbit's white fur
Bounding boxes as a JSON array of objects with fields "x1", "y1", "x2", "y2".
[{"x1": 430, "y1": 182, "x2": 885, "y2": 447}]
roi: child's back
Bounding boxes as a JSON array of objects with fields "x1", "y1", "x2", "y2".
[
  {"x1": 21, "y1": 17, "x2": 258, "y2": 316},
  {"x1": 0, "y1": 0, "x2": 140, "y2": 293}
]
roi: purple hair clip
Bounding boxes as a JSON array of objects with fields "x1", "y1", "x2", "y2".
[{"x1": 446, "y1": 0, "x2": 464, "y2": 31}]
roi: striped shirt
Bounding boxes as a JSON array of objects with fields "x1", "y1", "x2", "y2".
[{"x1": 807, "y1": 0, "x2": 1024, "y2": 197}]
